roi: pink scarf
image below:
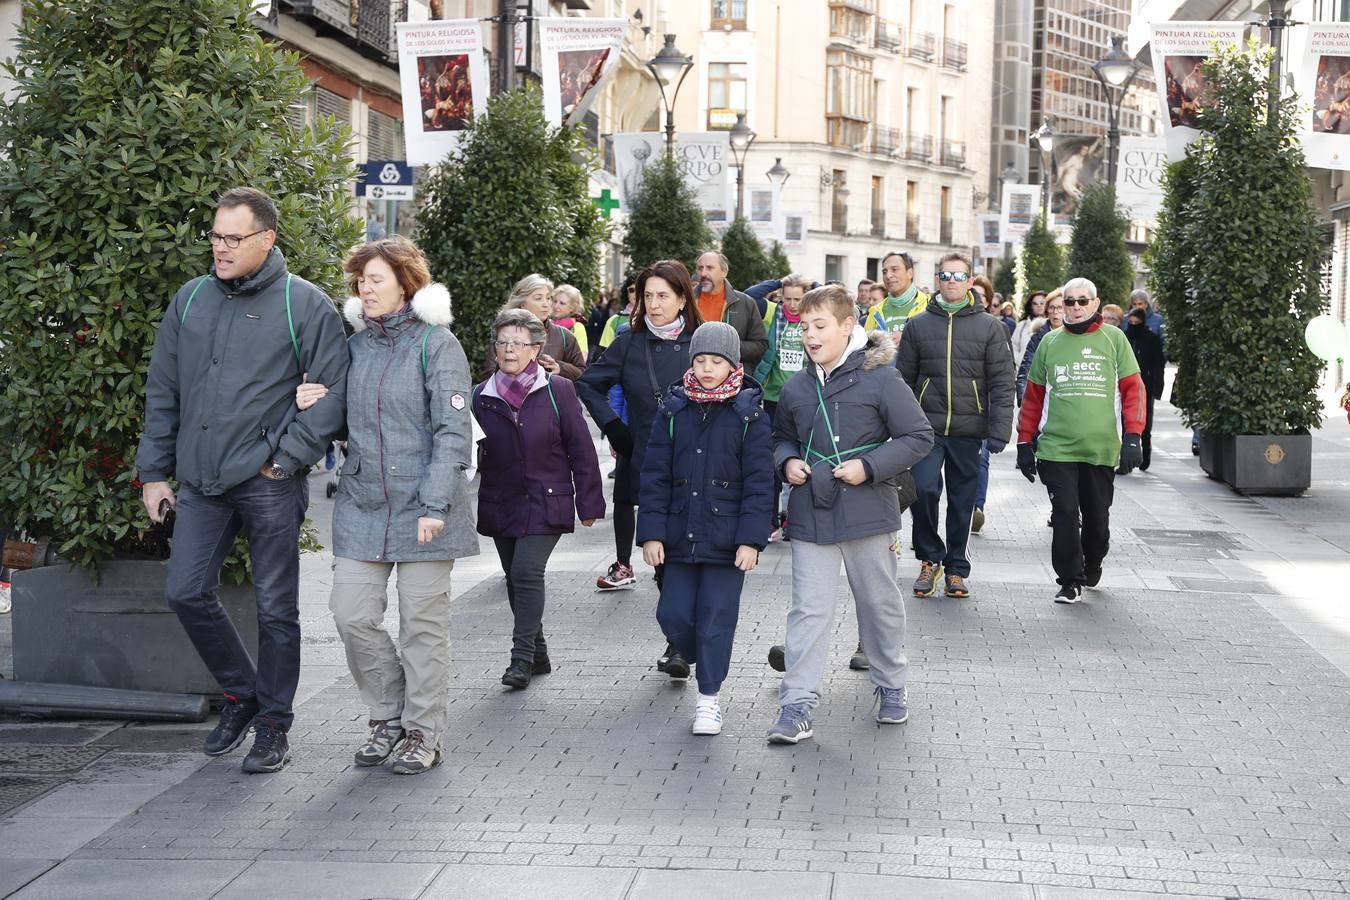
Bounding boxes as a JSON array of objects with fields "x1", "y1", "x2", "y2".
[
  {"x1": 683, "y1": 365, "x2": 744, "y2": 404},
  {"x1": 494, "y1": 359, "x2": 540, "y2": 410}
]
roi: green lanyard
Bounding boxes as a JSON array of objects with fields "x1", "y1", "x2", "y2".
[{"x1": 805, "y1": 378, "x2": 885, "y2": 467}]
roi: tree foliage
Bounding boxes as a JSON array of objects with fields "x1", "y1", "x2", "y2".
[
  {"x1": 992, "y1": 255, "x2": 1016, "y2": 299},
  {"x1": 767, "y1": 241, "x2": 793, "y2": 281},
  {"x1": 0, "y1": 0, "x2": 360, "y2": 573},
  {"x1": 417, "y1": 83, "x2": 608, "y2": 375},
  {"x1": 1160, "y1": 42, "x2": 1326, "y2": 436},
  {"x1": 1147, "y1": 156, "x2": 1200, "y2": 415},
  {"x1": 622, "y1": 151, "x2": 711, "y2": 274},
  {"x1": 720, "y1": 217, "x2": 774, "y2": 287},
  {"x1": 1067, "y1": 182, "x2": 1134, "y2": 307},
  {"x1": 1019, "y1": 213, "x2": 1065, "y2": 294}
]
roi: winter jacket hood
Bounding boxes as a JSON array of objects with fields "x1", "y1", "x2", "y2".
[{"x1": 342, "y1": 283, "x2": 453, "y2": 332}]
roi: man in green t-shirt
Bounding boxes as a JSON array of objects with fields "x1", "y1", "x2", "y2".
[
  {"x1": 864, "y1": 251, "x2": 930, "y2": 345},
  {"x1": 1015, "y1": 277, "x2": 1147, "y2": 604}
]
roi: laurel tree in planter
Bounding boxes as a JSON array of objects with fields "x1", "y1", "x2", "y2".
[
  {"x1": 0, "y1": 0, "x2": 361, "y2": 579},
  {"x1": 1177, "y1": 42, "x2": 1325, "y2": 491},
  {"x1": 1067, "y1": 181, "x2": 1133, "y2": 308}
]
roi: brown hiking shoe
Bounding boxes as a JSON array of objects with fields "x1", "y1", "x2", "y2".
[
  {"x1": 944, "y1": 574, "x2": 970, "y2": 599},
  {"x1": 913, "y1": 561, "x2": 942, "y2": 597}
]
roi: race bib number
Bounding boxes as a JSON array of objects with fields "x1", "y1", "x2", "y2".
[{"x1": 779, "y1": 347, "x2": 804, "y2": 372}]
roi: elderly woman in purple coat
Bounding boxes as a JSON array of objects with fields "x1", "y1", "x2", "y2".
[{"x1": 473, "y1": 308, "x2": 606, "y2": 689}]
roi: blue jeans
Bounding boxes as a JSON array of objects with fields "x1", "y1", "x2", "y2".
[
  {"x1": 910, "y1": 435, "x2": 982, "y2": 578},
  {"x1": 976, "y1": 440, "x2": 991, "y2": 509},
  {"x1": 165, "y1": 474, "x2": 308, "y2": 730}
]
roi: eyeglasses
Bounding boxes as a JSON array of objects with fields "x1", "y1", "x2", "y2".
[
  {"x1": 493, "y1": 339, "x2": 541, "y2": 350},
  {"x1": 1064, "y1": 296, "x2": 1094, "y2": 306},
  {"x1": 936, "y1": 271, "x2": 970, "y2": 283},
  {"x1": 207, "y1": 229, "x2": 267, "y2": 249}
]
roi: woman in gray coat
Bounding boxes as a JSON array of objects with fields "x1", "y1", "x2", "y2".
[{"x1": 296, "y1": 236, "x2": 476, "y2": 776}]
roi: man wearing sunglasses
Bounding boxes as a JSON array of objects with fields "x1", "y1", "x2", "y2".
[
  {"x1": 1015, "y1": 277, "x2": 1147, "y2": 604},
  {"x1": 896, "y1": 254, "x2": 1015, "y2": 600}
]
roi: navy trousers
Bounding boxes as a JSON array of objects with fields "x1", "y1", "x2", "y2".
[
  {"x1": 165, "y1": 473, "x2": 308, "y2": 731},
  {"x1": 910, "y1": 435, "x2": 982, "y2": 577},
  {"x1": 656, "y1": 562, "x2": 745, "y2": 694}
]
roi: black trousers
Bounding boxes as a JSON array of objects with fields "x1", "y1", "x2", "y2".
[
  {"x1": 493, "y1": 535, "x2": 561, "y2": 664},
  {"x1": 1037, "y1": 460, "x2": 1115, "y2": 587},
  {"x1": 1141, "y1": 394, "x2": 1156, "y2": 470},
  {"x1": 764, "y1": 400, "x2": 784, "y2": 529}
]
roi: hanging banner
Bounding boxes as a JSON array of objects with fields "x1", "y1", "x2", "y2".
[
  {"x1": 978, "y1": 214, "x2": 1003, "y2": 259},
  {"x1": 1149, "y1": 21, "x2": 1247, "y2": 162},
  {"x1": 1115, "y1": 135, "x2": 1168, "y2": 223},
  {"x1": 782, "y1": 210, "x2": 808, "y2": 254},
  {"x1": 396, "y1": 20, "x2": 490, "y2": 166},
  {"x1": 1302, "y1": 23, "x2": 1350, "y2": 171},
  {"x1": 747, "y1": 183, "x2": 780, "y2": 241},
  {"x1": 1001, "y1": 184, "x2": 1041, "y2": 239},
  {"x1": 612, "y1": 132, "x2": 730, "y2": 224},
  {"x1": 1048, "y1": 135, "x2": 1105, "y2": 226},
  {"x1": 539, "y1": 17, "x2": 626, "y2": 128}
]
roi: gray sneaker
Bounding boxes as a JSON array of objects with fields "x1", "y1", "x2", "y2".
[
  {"x1": 913, "y1": 561, "x2": 942, "y2": 597},
  {"x1": 766, "y1": 703, "x2": 813, "y2": 744},
  {"x1": 354, "y1": 719, "x2": 405, "y2": 767},
  {"x1": 391, "y1": 730, "x2": 442, "y2": 775},
  {"x1": 874, "y1": 686, "x2": 909, "y2": 724}
]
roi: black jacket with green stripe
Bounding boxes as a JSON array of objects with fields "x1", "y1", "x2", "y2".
[
  {"x1": 895, "y1": 298, "x2": 1015, "y2": 443},
  {"x1": 136, "y1": 248, "x2": 350, "y2": 495}
]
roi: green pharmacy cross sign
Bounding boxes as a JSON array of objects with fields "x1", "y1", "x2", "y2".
[{"x1": 592, "y1": 188, "x2": 620, "y2": 219}]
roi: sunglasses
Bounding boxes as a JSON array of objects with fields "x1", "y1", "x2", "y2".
[
  {"x1": 1064, "y1": 296, "x2": 1094, "y2": 306},
  {"x1": 937, "y1": 271, "x2": 970, "y2": 283}
]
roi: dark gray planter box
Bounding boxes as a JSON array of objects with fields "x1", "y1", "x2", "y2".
[
  {"x1": 12, "y1": 559, "x2": 257, "y2": 695},
  {"x1": 1217, "y1": 433, "x2": 1311, "y2": 496},
  {"x1": 1197, "y1": 431, "x2": 1224, "y2": 480}
]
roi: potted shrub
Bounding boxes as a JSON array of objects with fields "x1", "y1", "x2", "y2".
[
  {"x1": 1152, "y1": 42, "x2": 1325, "y2": 494},
  {"x1": 0, "y1": 0, "x2": 359, "y2": 691}
]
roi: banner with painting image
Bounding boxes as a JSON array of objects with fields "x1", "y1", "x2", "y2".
[
  {"x1": 396, "y1": 20, "x2": 490, "y2": 165},
  {"x1": 1000, "y1": 184, "x2": 1041, "y2": 241},
  {"x1": 539, "y1": 18, "x2": 627, "y2": 128},
  {"x1": 1148, "y1": 21, "x2": 1247, "y2": 162},
  {"x1": 1302, "y1": 23, "x2": 1350, "y2": 171}
]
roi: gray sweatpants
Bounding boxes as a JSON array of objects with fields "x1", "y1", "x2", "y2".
[
  {"x1": 779, "y1": 533, "x2": 908, "y2": 709},
  {"x1": 329, "y1": 557, "x2": 455, "y2": 746}
]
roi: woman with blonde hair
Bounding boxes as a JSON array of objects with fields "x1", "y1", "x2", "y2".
[
  {"x1": 486, "y1": 273, "x2": 586, "y2": 380},
  {"x1": 295, "y1": 235, "x2": 477, "y2": 775},
  {"x1": 550, "y1": 283, "x2": 590, "y2": 358}
]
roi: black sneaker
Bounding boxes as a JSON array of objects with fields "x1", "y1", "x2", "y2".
[
  {"x1": 241, "y1": 725, "x2": 290, "y2": 774},
  {"x1": 665, "y1": 650, "x2": 690, "y2": 680},
  {"x1": 1083, "y1": 563, "x2": 1102, "y2": 588},
  {"x1": 204, "y1": 694, "x2": 259, "y2": 756},
  {"x1": 501, "y1": 660, "x2": 531, "y2": 689},
  {"x1": 656, "y1": 640, "x2": 674, "y2": 672},
  {"x1": 767, "y1": 644, "x2": 786, "y2": 672},
  {"x1": 848, "y1": 642, "x2": 870, "y2": 670},
  {"x1": 532, "y1": 650, "x2": 552, "y2": 675},
  {"x1": 1054, "y1": 584, "x2": 1082, "y2": 604}
]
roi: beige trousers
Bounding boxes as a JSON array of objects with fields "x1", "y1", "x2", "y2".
[{"x1": 329, "y1": 557, "x2": 455, "y2": 745}]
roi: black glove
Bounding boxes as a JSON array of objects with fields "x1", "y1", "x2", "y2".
[
  {"x1": 1119, "y1": 433, "x2": 1143, "y2": 474},
  {"x1": 985, "y1": 438, "x2": 1007, "y2": 454},
  {"x1": 602, "y1": 420, "x2": 634, "y2": 458},
  {"x1": 1016, "y1": 442, "x2": 1037, "y2": 483}
]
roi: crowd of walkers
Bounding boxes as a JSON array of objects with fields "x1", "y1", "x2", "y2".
[{"x1": 134, "y1": 186, "x2": 1166, "y2": 774}]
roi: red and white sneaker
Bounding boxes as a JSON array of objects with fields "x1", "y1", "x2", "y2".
[{"x1": 596, "y1": 562, "x2": 636, "y2": 591}]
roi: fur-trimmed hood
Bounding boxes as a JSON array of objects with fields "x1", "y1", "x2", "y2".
[
  {"x1": 861, "y1": 327, "x2": 896, "y2": 370},
  {"x1": 343, "y1": 283, "x2": 453, "y2": 332}
]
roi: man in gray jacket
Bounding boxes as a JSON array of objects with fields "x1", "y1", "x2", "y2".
[
  {"x1": 896, "y1": 253, "x2": 1015, "y2": 600},
  {"x1": 136, "y1": 188, "x2": 349, "y2": 774}
]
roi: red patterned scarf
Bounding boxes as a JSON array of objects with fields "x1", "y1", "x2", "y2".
[{"x1": 682, "y1": 364, "x2": 744, "y2": 404}]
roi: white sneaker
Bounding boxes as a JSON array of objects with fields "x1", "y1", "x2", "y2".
[{"x1": 692, "y1": 694, "x2": 722, "y2": 736}]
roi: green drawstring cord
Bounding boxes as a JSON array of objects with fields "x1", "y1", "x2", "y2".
[{"x1": 804, "y1": 379, "x2": 884, "y2": 467}]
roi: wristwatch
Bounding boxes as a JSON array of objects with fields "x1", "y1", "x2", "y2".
[{"x1": 265, "y1": 460, "x2": 292, "y2": 480}]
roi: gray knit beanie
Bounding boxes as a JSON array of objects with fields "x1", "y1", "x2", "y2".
[{"x1": 689, "y1": 321, "x2": 742, "y2": 368}]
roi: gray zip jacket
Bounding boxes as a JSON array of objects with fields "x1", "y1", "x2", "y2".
[
  {"x1": 332, "y1": 286, "x2": 478, "y2": 562},
  {"x1": 136, "y1": 249, "x2": 349, "y2": 494},
  {"x1": 773, "y1": 328, "x2": 935, "y2": 544}
]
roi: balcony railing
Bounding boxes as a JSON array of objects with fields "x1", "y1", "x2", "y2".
[
  {"x1": 908, "y1": 30, "x2": 936, "y2": 61},
  {"x1": 828, "y1": 0, "x2": 876, "y2": 11},
  {"x1": 871, "y1": 208, "x2": 886, "y2": 237},
  {"x1": 942, "y1": 38, "x2": 968, "y2": 71},
  {"x1": 940, "y1": 217, "x2": 954, "y2": 245},
  {"x1": 905, "y1": 214, "x2": 920, "y2": 241},
  {"x1": 940, "y1": 139, "x2": 966, "y2": 168},
  {"x1": 284, "y1": 0, "x2": 403, "y2": 64},
  {"x1": 905, "y1": 132, "x2": 933, "y2": 163},
  {"x1": 869, "y1": 126, "x2": 903, "y2": 156},
  {"x1": 873, "y1": 18, "x2": 903, "y2": 52}
]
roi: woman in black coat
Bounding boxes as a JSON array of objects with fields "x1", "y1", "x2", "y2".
[
  {"x1": 1124, "y1": 306, "x2": 1166, "y2": 472},
  {"x1": 576, "y1": 259, "x2": 705, "y2": 680}
]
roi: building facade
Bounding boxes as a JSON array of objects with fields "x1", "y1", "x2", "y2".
[{"x1": 652, "y1": 0, "x2": 995, "y2": 286}]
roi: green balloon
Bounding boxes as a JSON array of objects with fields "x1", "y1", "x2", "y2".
[{"x1": 1304, "y1": 315, "x2": 1346, "y2": 362}]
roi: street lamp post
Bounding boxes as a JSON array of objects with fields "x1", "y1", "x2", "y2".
[
  {"x1": 1265, "y1": 0, "x2": 1289, "y2": 123},
  {"x1": 765, "y1": 157, "x2": 790, "y2": 188},
  {"x1": 1092, "y1": 36, "x2": 1141, "y2": 188},
  {"x1": 728, "y1": 113, "x2": 757, "y2": 220},
  {"x1": 646, "y1": 34, "x2": 694, "y2": 156},
  {"x1": 1033, "y1": 119, "x2": 1056, "y2": 224}
]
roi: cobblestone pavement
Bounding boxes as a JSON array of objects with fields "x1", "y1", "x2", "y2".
[{"x1": 3, "y1": 396, "x2": 1349, "y2": 899}]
